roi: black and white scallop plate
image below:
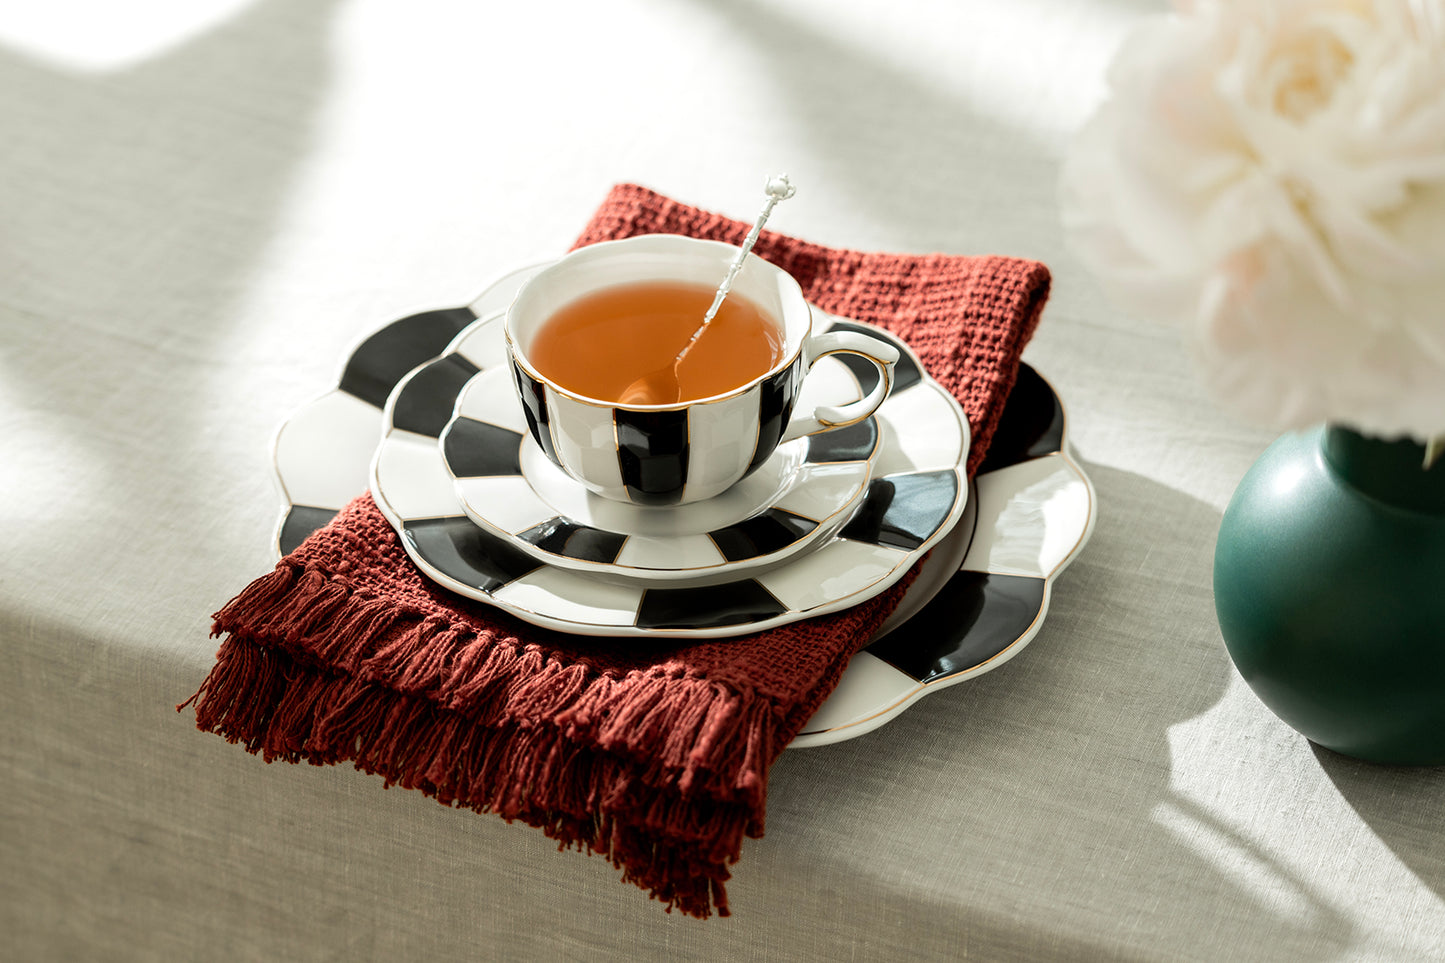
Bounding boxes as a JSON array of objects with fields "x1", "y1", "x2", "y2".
[
  {"x1": 270, "y1": 262, "x2": 1095, "y2": 742},
  {"x1": 370, "y1": 307, "x2": 969, "y2": 637},
  {"x1": 440, "y1": 353, "x2": 884, "y2": 584},
  {"x1": 793, "y1": 360, "x2": 1094, "y2": 746}
]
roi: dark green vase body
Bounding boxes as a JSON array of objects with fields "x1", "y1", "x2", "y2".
[{"x1": 1214, "y1": 425, "x2": 1445, "y2": 766}]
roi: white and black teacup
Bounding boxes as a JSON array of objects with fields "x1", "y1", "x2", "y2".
[{"x1": 505, "y1": 234, "x2": 899, "y2": 506}]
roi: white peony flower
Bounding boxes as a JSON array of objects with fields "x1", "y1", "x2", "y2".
[{"x1": 1060, "y1": 0, "x2": 1445, "y2": 441}]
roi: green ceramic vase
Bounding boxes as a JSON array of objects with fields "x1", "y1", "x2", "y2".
[{"x1": 1214, "y1": 425, "x2": 1445, "y2": 766}]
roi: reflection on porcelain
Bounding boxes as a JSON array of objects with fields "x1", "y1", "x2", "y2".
[
  {"x1": 971, "y1": 455, "x2": 1092, "y2": 579},
  {"x1": 781, "y1": 540, "x2": 903, "y2": 611},
  {"x1": 871, "y1": 380, "x2": 967, "y2": 477},
  {"x1": 871, "y1": 490, "x2": 978, "y2": 636}
]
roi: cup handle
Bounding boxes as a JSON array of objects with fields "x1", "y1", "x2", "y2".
[{"x1": 778, "y1": 328, "x2": 900, "y2": 443}]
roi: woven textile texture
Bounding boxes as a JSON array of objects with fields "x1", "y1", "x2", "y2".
[{"x1": 184, "y1": 184, "x2": 1051, "y2": 918}]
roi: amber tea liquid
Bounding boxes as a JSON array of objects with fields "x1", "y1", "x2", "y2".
[{"x1": 528, "y1": 280, "x2": 785, "y2": 405}]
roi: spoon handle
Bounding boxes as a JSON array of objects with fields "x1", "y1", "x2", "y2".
[{"x1": 699, "y1": 174, "x2": 796, "y2": 328}]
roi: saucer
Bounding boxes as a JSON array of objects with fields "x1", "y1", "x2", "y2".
[
  {"x1": 370, "y1": 310, "x2": 970, "y2": 637},
  {"x1": 439, "y1": 362, "x2": 880, "y2": 584},
  {"x1": 270, "y1": 259, "x2": 1095, "y2": 743}
]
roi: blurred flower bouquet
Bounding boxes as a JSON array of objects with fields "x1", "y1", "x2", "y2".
[
  {"x1": 1060, "y1": 0, "x2": 1445, "y2": 766},
  {"x1": 1060, "y1": 0, "x2": 1445, "y2": 457}
]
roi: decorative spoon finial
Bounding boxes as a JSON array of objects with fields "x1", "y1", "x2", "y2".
[
  {"x1": 618, "y1": 175, "x2": 797, "y2": 405},
  {"x1": 698, "y1": 173, "x2": 796, "y2": 329}
]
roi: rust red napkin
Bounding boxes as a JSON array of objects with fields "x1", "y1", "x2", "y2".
[{"x1": 184, "y1": 184, "x2": 1050, "y2": 917}]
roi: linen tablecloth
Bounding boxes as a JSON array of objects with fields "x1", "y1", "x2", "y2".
[{"x1": 3, "y1": 1, "x2": 1442, "y2": 959}]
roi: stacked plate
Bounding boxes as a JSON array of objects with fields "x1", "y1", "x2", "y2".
[{"x1": 272, "y1": 263, "x2": 1096, "y2": 746}]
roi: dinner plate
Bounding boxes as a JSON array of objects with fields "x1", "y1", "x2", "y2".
[
  {"x1": 270, "y1": 262, "x2": 1095, "y2": 744},
  {"x1": 795, "y1": 370, "x2": 1093, "y2": 746},
  {"x1": 369, "y1": 309, "x2": 970, "y2": 637},
  {"x1": 441, "y1": 364, "x2": 881, "y2": 585}
]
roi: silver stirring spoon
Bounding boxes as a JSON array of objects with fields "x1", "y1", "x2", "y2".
[{"x1": 618, "y1": 174, "x2": 796, "y2": 405}]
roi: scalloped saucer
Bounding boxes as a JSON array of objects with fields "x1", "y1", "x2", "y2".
[{"x1": 439, "y1": 359, "x2": 883, "y2": 585}]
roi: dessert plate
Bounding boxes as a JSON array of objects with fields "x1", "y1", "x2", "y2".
[
  {"x1": 270, "y1": 262, "x2": 1095, "y2": 744},
  {"x1": 369, "y1": 310, "x2": 970, "y2": 637},
  {"x1": 440, "y1": 360, "x2": 880, "y2": 585}
]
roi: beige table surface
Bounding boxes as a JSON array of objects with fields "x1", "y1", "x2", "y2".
[{"x1": 3, "y1": 1, "x2": 1442, "y2": 960}]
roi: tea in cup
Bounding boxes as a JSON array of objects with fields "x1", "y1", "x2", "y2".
[{"x1": 505, "y1": 234, "x2": 899, "y2": 506}]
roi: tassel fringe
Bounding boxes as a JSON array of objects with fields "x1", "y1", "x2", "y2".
[{"x1": 183, "y1": 560, "x2": 798, "y2": 918}]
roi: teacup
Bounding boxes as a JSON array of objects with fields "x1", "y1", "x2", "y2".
[{"x1": 505, "y1": 234, "x2": 899, "y2": 506}]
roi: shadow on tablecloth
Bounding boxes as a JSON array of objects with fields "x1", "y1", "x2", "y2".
[
  {"x1": 1314, "y1": 745, "x2": 1445, "y2": 906},
  {"x1": 762, "y1": 462, "x2": 1359, "y2": 959}
]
